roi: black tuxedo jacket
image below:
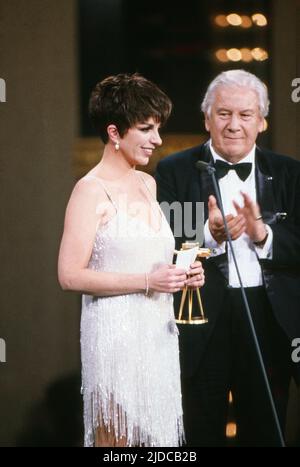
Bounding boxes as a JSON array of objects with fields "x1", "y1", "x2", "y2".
[{"x1": 156, "y1": 142, "x2": 300, "y2": 382}]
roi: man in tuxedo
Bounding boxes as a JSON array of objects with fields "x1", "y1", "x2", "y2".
[{"x1": 156, "y1": 70, "x2": 300, "y2": 447}]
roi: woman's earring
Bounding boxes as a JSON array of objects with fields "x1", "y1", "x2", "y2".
[{"x1": 115, "y1": 141, "x2": 120, "y2": 151}]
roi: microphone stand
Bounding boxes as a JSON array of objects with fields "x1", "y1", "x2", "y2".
[{"x1": 201, "y1": 161, "x2": 285, "y2": 447}]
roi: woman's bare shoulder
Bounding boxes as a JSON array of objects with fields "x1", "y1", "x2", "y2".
[{"x1": 71, "y1": 173, "x2": 107, "y2": 201}]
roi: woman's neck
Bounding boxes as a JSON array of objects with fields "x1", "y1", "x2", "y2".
[{"x1": 95, "y1": 148, "x2": 135, "y2": 182}]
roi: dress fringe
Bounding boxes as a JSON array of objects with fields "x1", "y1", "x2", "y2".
[{"x1": 83, "y1": 387, "x2": 185, "y2": 447}]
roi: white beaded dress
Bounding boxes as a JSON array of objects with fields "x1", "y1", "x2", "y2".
[{"x1": 80, "y1": 174, "x2": 184, "y2": 447}]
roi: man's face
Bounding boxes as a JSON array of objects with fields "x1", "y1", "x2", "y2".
[{"x1": 205, "y1": 85, "x2": 265, "y2": 163}]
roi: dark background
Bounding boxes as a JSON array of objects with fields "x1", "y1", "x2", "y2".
[{"x1": 79, "y1": 0, "x2": 270, "y2": 146}]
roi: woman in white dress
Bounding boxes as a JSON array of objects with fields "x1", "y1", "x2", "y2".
[{"x1": 58, "y1": 73, "x2": 205, "y2": 447}]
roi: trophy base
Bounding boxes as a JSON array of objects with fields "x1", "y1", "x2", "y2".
[{"x1": 176, "y1": 317, "x2": 208, "y2": 325}]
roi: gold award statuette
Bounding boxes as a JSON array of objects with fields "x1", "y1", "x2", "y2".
[{"x1": 174, "y1": 242, "x2": 211, "y2": 325}]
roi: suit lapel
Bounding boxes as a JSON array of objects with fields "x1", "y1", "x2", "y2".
[
  {"x1": 255, "y1": 148, "x2": 277, "y2": 224},
  {"x1": 196, "y1": 143, "x2": 229, "y2": 282},
  {"x1": 197, "y1": 142, "x2": 215, "y2": 220}
]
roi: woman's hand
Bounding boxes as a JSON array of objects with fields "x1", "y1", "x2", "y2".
[
  {"x1": 148, "y1": 265, "x2": 187, "y2": 293},
  {"x1": 185, "y1": 261, "x2": 205, "y2": 289}
]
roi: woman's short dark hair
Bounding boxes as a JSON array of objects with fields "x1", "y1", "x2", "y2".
[{"x1": 88, "y1": 73, "x2": 172, "y2": 143}]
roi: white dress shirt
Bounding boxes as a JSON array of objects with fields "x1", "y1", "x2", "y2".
[{"x1": 204, "y1": 141, "x2": 273, "y2": 288}]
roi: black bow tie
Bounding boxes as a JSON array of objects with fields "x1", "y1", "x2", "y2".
[{"x1": 214, "y1": 160, "x2": 252, "y2": 181}]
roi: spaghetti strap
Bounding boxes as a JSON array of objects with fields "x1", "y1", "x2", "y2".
[
  {"x1": 85, "y1": 174, "x2": 118, "y2": 213},
  {"x1": 138, "y1": 173, "x2": 163, "y2": 217}
]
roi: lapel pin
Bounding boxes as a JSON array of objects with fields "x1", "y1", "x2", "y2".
[{"x1": 276, "y1": 212, "x2": 287, "y2": 220}]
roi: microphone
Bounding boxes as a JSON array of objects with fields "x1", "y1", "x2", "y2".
[
  {"x1": 195, "y1": 160, "x2": 216, "y2": 175},
  {"x1": 196, "y1": 159, "x2": 285, "y2": 447}
]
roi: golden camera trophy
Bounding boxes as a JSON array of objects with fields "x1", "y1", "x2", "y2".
[{"x1": 174, "y1": 242, "x2": 210, "y2": 325}]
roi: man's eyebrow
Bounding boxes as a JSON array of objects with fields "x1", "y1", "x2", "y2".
[
  {"x1": 216, "y1": 107, "x2": 255, "y2": 113},
  {"x1": 240, "y1": 109, "x2": 255, "y2": 113},
  {"x1": 216, "y1": 107, "x2": 231, "y2": 112}
]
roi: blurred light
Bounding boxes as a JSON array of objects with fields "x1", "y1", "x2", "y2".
[
  {"x1": 252, "y1": 13, "x2": 268, "y2": 26},
  {"x1": 226, "y1": 422, "x2": 237, "y2": 438},
  {"x1": 251, "y1": 47, "x2": 269, "y2": 61},
  {"x1": 240, "y1": 15, "x2": 252, "y2": 28},
  {"x1": 215, "y1": 49, "x2": 229, "y2": 62},
  {"x1": 240, "y1": 48, "x2": 253, "y2": 62},
  {"x1": 226, "y1": 13, "x2": 242, "y2": 26},
  {"x1": 229, "y1": 391, "x2": 233, "y2": 404},
  {"x1": 227, "y1": 48, "x2": 242, "y2": 61},
  {"x1": 215, "y1": 48, "x2": 268, "y2": 63},
  {"x1": 215, "y1": 15, "x2": 229, "y2": 27}
]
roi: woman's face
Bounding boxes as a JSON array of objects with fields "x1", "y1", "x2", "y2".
[{"x1": 119, "y1": 117, "x2": 162, "y2": 166}]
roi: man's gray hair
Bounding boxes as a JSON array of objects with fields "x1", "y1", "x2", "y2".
[{"x1": 201, "y1": 69, "x2": 269, "y2": 117}]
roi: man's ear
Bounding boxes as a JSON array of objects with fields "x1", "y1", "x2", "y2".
[
  {"x1": 204, "y1": 113, "x2": 210, "y2": 132},
  {"x1": 258, "y1": 117, "x2": 267, "y2": 133},
  {"x1": 107, "y1": 124, "x2": 120, "y2": 143}
]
